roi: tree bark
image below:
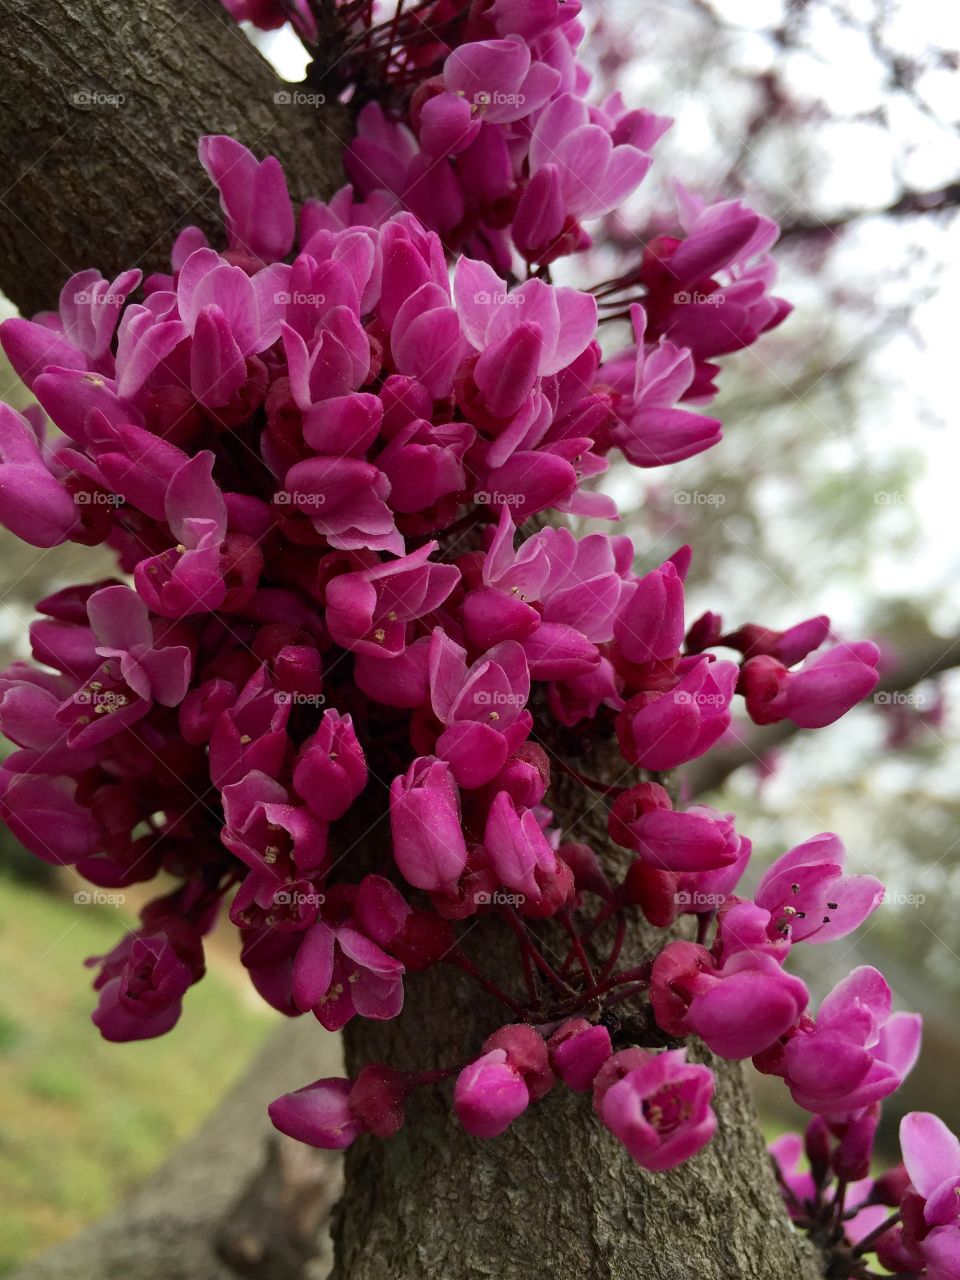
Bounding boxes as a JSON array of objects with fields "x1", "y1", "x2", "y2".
[
  {"x1": 335, "y1": 730, "x2": 821, "y2": 1280},
  {"x1": 0, "y1": 0, "x2": 346, "y2": 315},
  {"x1": 1, "y1": 5, "x2": 824, "y2": 1278}
]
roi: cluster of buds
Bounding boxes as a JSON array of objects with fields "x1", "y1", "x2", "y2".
[{"x1": 0, "y1": 0, "x2": 941, "y2": 1239}]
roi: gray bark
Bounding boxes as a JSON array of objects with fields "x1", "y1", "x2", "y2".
[{"x1": 0, "y1": 0, "x2": 346, "y2": 315}]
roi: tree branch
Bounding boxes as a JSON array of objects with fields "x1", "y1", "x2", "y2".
[{"x1": 0, "y1": 0, "x2": 347, "y2": 315}]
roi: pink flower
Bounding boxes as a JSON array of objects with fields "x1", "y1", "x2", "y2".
[
  {"x1": 778, "y1": 967, "x2": 922, "y2": 1119},
  {"x1": 593, "y1": 1048, "x2": 716, "y2": 1171},
  {"x1": 616, "y1": 657, "x2": 737, "y2": 771},
  {"x1": 613, "y1": 555, "x2": 685, "y2": 663},
  {"x1": 428, "y1": 630, "x2": 532, "y2": 788},
  {"x1": 293, "y1": 919, "x2": 405, "y2": 1032},
  {"x1": 651, "y1": 937, "x2": 809, "y2": 1060},
  {"x1": 454, "y1": 1049, "x2": 531, "y2": 1138},
  {"x1": 291, "y1": 710, "x2": 368, "y2": 822},
  {"x1": 740, "y1": 641, "x2": 880, "y2": 729},
  {"x1": 198, "y1": 135, "x2": 295, "y2": 264},
  {"x1": 133, "y1": 452, "x2": 228, "y2": 616},
  {"x1": 608, "y1": 782, "x2": 743, "y2": 873},
  {"x1": 754, "y1": 832, "x2": 883, "y2": 944},
  {"x1": 529, "y1": 94, "x2": 653, "y2": 220},
  {"x1": 600, "y1": 306, "x2": 721, "y2": 467},
  {"x1": 54, "y1": 585, "x2": 192, "y2": 748},
  {"x1": 325, "y1": 543, "x2": 459, "y2": 657},
  {"x1": 269, "y1": 1077, "x2": 364, "y2": 1150},
  {"x1": 453, "y1": 257, "x2": 597, "y2": 378},
  {"x1": 389, "y1": 756, "x2": 468, "y2": 892},
  {"x1": 0, "y1": 404, "x2": 78, "y2": 547},
  {"x1": 548, "y1": 1018, "x2": 613, "y2": 1092}
]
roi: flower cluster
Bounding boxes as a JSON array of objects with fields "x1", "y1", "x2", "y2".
[
  {"x1": 0, "y1": 3, "x2": 941, "y2": 1258},
  {"x1": 771, "y1": 1111, "x2": 960, "y2": 1280}
]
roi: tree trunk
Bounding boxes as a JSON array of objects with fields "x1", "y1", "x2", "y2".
[
  {"x1": 0, "y1": 5, "x2": 823, "y2": 1277},
  {"x1": 0, "y1": 0, "x2": 346, "y2": 315},
  {"x1": 335, "y1": 730, "x2": 821, "y2": 1280}
]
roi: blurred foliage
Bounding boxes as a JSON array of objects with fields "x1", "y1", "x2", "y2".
[{"x1": 0, "y1": 874, "x2": 269, "y2": 1275}]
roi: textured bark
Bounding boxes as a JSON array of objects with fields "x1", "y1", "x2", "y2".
[
  {"x1": 0, "y1": 0, "x2": 347, "y2": 315},
  {"x1": 335, "y1": 729, "x2": 822, "y2": 1280}
]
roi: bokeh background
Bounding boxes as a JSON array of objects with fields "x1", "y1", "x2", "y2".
[{"x1": 1, "y1": 0, "x2": 957, "y2": 1271}]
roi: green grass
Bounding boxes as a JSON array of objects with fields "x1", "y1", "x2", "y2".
[{"x1": 0, "y1": 875, "x2": 270, "y2": 1275}]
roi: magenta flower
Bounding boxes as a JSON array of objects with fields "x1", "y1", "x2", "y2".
[
  {"x1": 293, "y1": 919, "x2": 405, "y2": 1032},
  {"x1": 483, "y1": 790, "x2": 566, "y2": 905},
  {"x1": 741, "y1": 641, "x2": 880, "y2": 729},
  {"x1": 91, "y1": 932, "x2": 194, "y2": 1042},
  {"x1": 453, "y1": 257, "x2": 598, "y2": 378},
  {"x1": 133, "y1": 452, "x2": 228, "y2": 616},
  {"x1": 600, "y1": 306, "x2": 722, "y2": 468},
  {"x1": 198, "y1": 134, "x2": 295, "y2": 264},
  {"x1": 291, "y1": 710, "x2": 367, "y2": 822},
  {"x1": 454, "y1": 1048, "x2": 530, "y2": 1138},
  {"x1": 528, "y1": 93, "x2": 653, "y2": 221},
  {"x1": 0, "y1": 404, "x2": 78, "y2": 547},
  {"x1": 779, "y1": 967, "x2": 922, "y2": 1119},
  {"x1": 0, "y1": 771, "x2": 101, "y2": 865},
  {"x1": 221, "y1": 768, "x2": 329, "y2": 880},
  {"x1": 269, "y1": 1077, "x2": 364, "y2": 1151},
  {"x1": 616, "y1": 657, "x2": 737, "y2": 771},
  {"x1": 325, "y1": 543, "x2": 459, "y2": 657},
  {"x1": 608, "y1": 782, "x2": 743, "y2": 873},
  {"x1": 548, "y1": 1018, "x2": 613, "y2": 1093},
  {"x1": 754, "y1": 832, "x2": 883, "y2": 944},
  {"x1": 389, "y1": 756, "x2": 468, "y2": 892},
  {"x1": 428, "y1": 630, "x2": 532, "y2": 788},
  {"x1": 651, "y1": 937, "x2": 809, "y2": 1060},
  {"x1": 593, "y1": 1048, "x2": 716, "y2": 1171},
  {"x1": 613, "y1": 555, "x2": 685, "y2": 664},
  {"x1": 55, "y1": 585, "x2": 191, "y2": 748},
  {"x1": 282, "y1": 456, "x2": 402, "y2": 556}
]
